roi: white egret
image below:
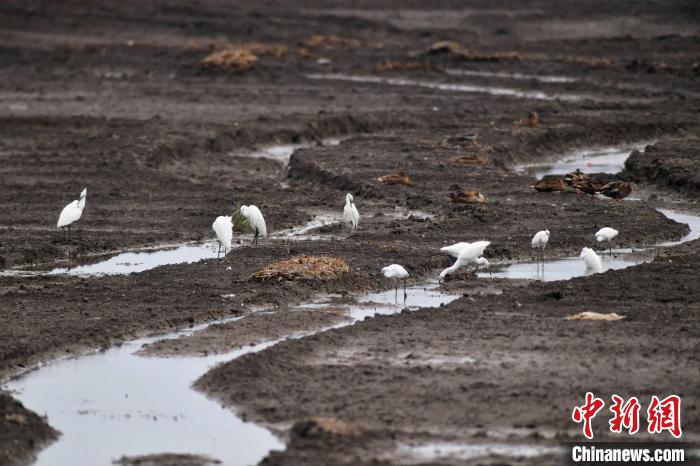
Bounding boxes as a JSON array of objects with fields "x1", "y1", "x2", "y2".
[
  {"x1": 212, "y1": 215, "x2": 233, "y2": 258},
  {"x1": 57, "y1": 188, "x2": 87, "y2": 240},
  {"x1": 343, "y1": 193, "x2": 359, "y2": 234},
  {"x1": 531, "y1": 230, "x2": 550, "y2": 263},
  {"x1": 595, "y1": 227, "x2": 618, "y2": 258},
  {"x1": 381, "y1": 264, "x2": 409, "y2": 304},
  {"x1": 240, "y1": 205, "x2": 267, "y2": 245},
  {"x1": 439, "y1": 240, "x2": 491, "y2": 280},
  {"x1": 440, "y1": 242, "x2": 470, "y2": 258},
  {"x1": 580, "y1": 247, "x2": 603, "y2": 273}
]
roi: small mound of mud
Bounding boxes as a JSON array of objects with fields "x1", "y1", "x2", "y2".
[
  {"x1": 625, "y1": 139, "x2": 700, "y2": 195},
  {"x1": 251, "y1": 255, "x2": 350, "y2": 282},
  {"x1": 291, "y1": 417, "x2": 364, "y2": 439},
  {"x1": 0, "y1": 392, "x2": 58, "y2": 466},
  {"x1": 115, "y1": 453, "x2": 220, "y2": 466}
]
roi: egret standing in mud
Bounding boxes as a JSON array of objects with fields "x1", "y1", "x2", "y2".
[
  {"x1": 580, "y1": 247, "x2": 603, "y2": 273},
  {"x1": 439, "y1": 240, "x2": 491, "y2": 280},
  {"x1": 57, "y1": 188, "x2": 87, "y2": 240},
  {"x1": 212, "y1": 215, "x2": 233, "y2": 258},
  {"x1": 531, "y1": 230, "x2": 550, "y2": 263},
  {"x1": 595, "y1": 227, "x2": 618, "y2": 258},
  {"x1": 440, "y1": 242, "x2": 470, "y2": 258},
  {"x1": 343, "y1": 193, "x2": 359, "y2": 234},
  {"x1": 381, "y1": 264, "x2": 409, "y2": 304},
  {"x1": 240, "y1": 205, "x2": 267, "y2": 245}
]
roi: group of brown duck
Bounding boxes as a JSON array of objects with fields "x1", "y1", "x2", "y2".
[{"x1": 532, "y1": 169, "x2": 632, "y2": 202}]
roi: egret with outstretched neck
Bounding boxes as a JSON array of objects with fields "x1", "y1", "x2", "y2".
[
  {"x1": 531, "y1": 230, "x2": 550, "y2": 263},
  {"x1": 595, "y1": 227, "x2": 618, "y2": 258},
  {"x1": 240, "y1": 205, "x2": 267, "y2": 245},
  {"x1": 580, "y1": 247, "x2": 603, "y2": 273},
  {"x1": 57, "y1": 188, "x2": 87, "y2": 240},
  {"x1": 440, "y1": 240, "x2": 491, "y2": 280},
  {"x1": 381, "y1": 264, "x2": 409, "y2": 304},
  {"x1": 212, "y1": 215, "x2": 233, "y2": 258},
  {"x1": 343, "y1": 193, "x2": 359, "y2": 234}
]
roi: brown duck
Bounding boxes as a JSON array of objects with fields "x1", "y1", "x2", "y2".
[
  {"x1": 564, "y1": 169, "x2": 588, "y2": 186},
  {"x1": 450, "y1": 190, "x2": 485, "y2": 204},
  {"x1": 532, "y1": 178, "x2": 566, "y2": 192},
  {"x1": 377, "y1": 171, "x2": 412, "y2": 186},
  {"x1": 572, "y1": 179, "x2": 603, "y2": 197},
  {"x1": 598, "y1": 181, "x2": 632, "y2": 202}
]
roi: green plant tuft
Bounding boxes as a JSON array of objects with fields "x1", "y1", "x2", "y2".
[{"x1": 232, "y1": 202, "x2": 250, "y2": 232}]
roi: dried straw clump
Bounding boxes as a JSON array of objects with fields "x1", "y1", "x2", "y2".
[
  {"x1": 304, "y1": 35, "x2": 360, "y2": 48},
  {"x1": 251, "y1": 255, "x2": 350, "y2": 282},
  {"x1": 565, "y1": 312, "x2": 625, "y2": 321},
  {"x1": 200, "y1": 43, "x2": 287, "y2": 71}
]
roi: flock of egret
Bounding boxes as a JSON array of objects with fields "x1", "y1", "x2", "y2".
[{"x1": 57, "y1": 188, "x2": 620, "y2": 301}]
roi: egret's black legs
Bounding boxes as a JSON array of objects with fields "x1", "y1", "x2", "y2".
[
  {"x1": 68, "y1": 225, "x2": 71, "y2": 240},
  {"x1": 252, "y1": 228, "x2": 259, "y2": 245},
  {"x1": 394, "y1": 286, "x2": 398, "y2": 304},
  {"x1": 403, "y1": 279, "x2": 407, "y2": 302},
  {"x1": 217, "y1": 243, "x2": 221, "y2": 258}
]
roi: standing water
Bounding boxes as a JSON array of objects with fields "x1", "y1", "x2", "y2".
[
  {"x1": 518, "y1": 144, "x2": 648, "y2": 179},
  {"x1": 3, "y1": 282, "x2": 460, "y2": 466}
]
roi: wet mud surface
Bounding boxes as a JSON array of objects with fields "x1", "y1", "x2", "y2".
[{"x1": 1, "y1": 1, "x2": 699, "y2": 465}]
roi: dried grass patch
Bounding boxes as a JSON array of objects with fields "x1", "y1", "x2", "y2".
[
  {"x1": 251, "y1": 255, "x2": 350, "y2": 282},
  {"x1": 200, "y1": 42, "x2": 287, "y2": 71}
]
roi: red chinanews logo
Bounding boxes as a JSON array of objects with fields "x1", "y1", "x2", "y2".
[{"x1": 572, "y1": 393, "x2": 682, "y2": 439}]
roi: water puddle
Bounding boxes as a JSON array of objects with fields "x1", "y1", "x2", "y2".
[
  {"x1": 234, "y1": 137, "x2": 344, "y2": 164},
  {"x1": 518, "y1": 143, "x2": 648, "y2": 178},
  {"x1": 478, "y1": 207, "x2": 699, "y2": 282},
  {"x1": 396, "y1": 441, "x2": 565, "y2": 464},
  {"x1": 47, "y1": 242, "x2": 221, "y2": 276},
  {"x1": 3, "y1": 282, "x2": 459, "y2": 465},
  {"x1": 479, "y1": 256, "x2": 642, "y2": 282},
  {"x1": 2, "y1": 216, "x2": 338, "y2": 278},
  {"x1": 307, "y1": 73, "x2": 590, "y2": 102},
  {"x1": 299, "y1": 280, "x2": 460, "y2": 321},
  {"x1": 656, "y1": 209, "x2": 700, "y2": 246}
]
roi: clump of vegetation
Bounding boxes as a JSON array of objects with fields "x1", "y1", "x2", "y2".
[
  {"x1": 251, "y1": 256, "x2": 350, "y2": 282},
  {"x1": 232, "y1": 203, "x2": 250, "y2": 232}
]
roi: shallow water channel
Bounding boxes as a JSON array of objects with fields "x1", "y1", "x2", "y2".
[{"x1": 3, "y1": 283, "x2": 460, "y2": 466}]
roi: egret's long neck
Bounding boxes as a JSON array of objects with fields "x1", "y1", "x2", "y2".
[{"x1": 440, "y1": 259, "x2": 460, "y2": 278}]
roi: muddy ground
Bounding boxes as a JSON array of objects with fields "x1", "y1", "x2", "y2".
[{"x1": 0, "y1": 1, "x2": 699, "y2": 465}]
